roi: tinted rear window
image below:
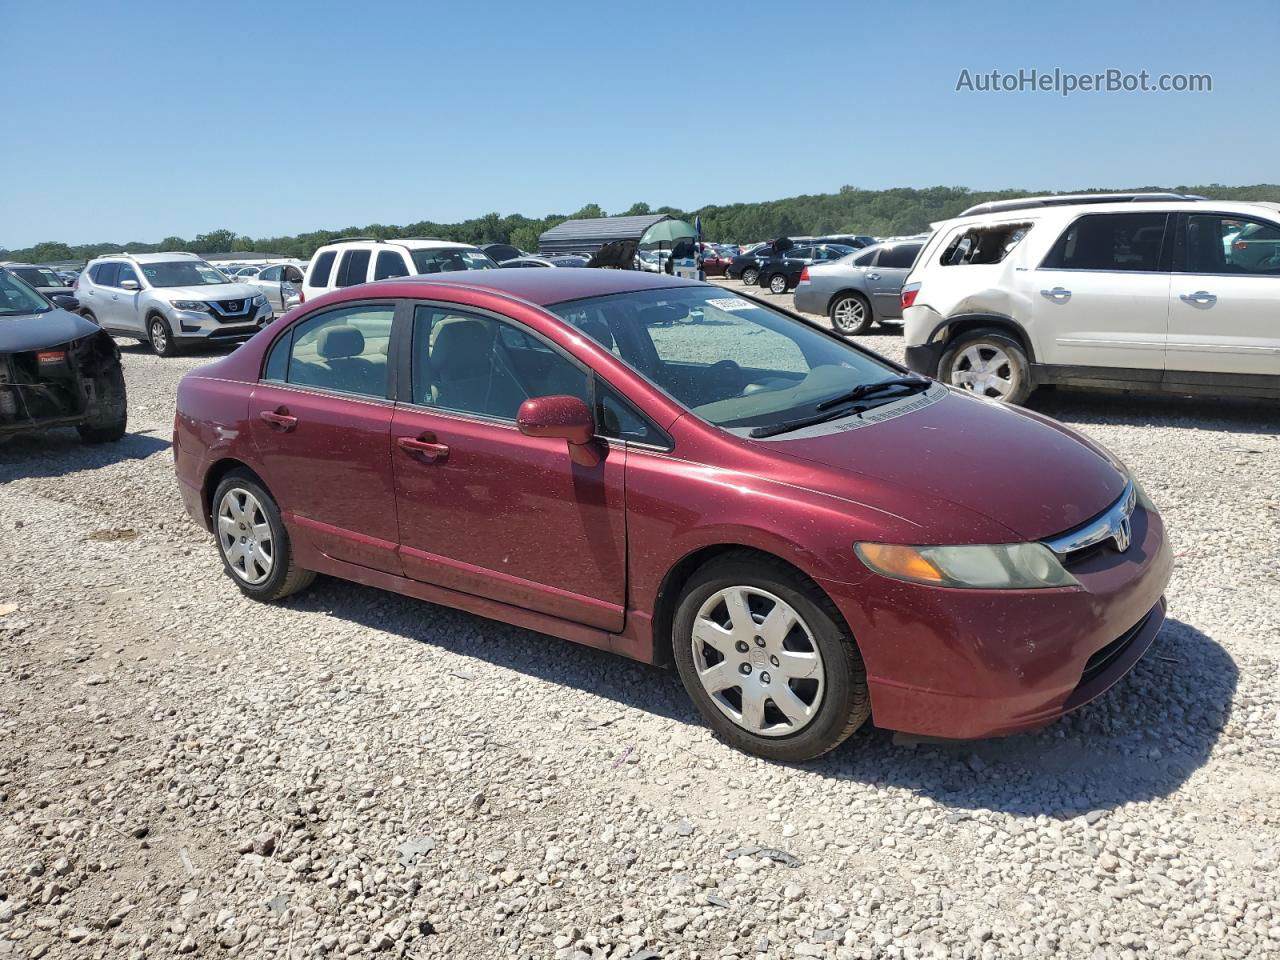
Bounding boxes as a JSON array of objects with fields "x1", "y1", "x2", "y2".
[
  {"x1": 878, "y1": 244, "x2": 921, "y2": 269},
  {"x1": 309, "y1": 250, "x2": 336, "y2": 287},
  {"x1": 1042, "y1": 213, "x2": 1168, "y2": 272},
  {"x1": 335, "y1": 250, "x2": 371, "y2": 287}
]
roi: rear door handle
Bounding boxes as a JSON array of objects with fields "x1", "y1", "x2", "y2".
[
  {"x1": 397, "y1": 434, "x2": 450, "y2": 463},
  {"x1": 259, "y1": 408, "x2": 297, "y2": 432},
  {"x1": 867, "y1": 272, "x2": 881, "y2": 280},
  {"x1": 1040, "y1": 287, "x2": 1072, "y2": 302},
  {"x1": 1179, "y1": 290, "x2": 1217, "y2": 305}
]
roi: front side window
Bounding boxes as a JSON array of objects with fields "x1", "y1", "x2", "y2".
[
  {"x1": 116, "y1": 264, "x2": 140, "y2": 287},
  {"x1": 411, "y1": 306, "x2": 587, "y2": 420},
  {"x1": 409, "y1": 247, "x2": 498, "y2": 273},
  {"x1": 138, "y1": 260, "x2": 228, "y2": 287},
  {"x1": 0, "y1": 271, "x2": 51, "y2": 316},
  {"x1": 374, "y1": 250, "x2": 410, "y2": 281},
  {"x1": 549, "y1": 287, "x2": 900, "y2": 433},
  {"x1": 285, "y1": 304, "x2": 393, "y2": 398},
  {"x1": 1041, "y1": 213, "x2": 1167, "y2": 272},
  {"x1": 90, "y1": 262, "x2": 120, "y2": 286},
  {"x1": 335, "y1": 249, "x2": 372, "y2": 287},
  {"x1": 1183, "y1": 214, "x2": 1280, "y2": 276}
]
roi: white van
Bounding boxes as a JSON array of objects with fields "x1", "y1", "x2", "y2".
[{"x1": 300, "y1": 238, "x2": 498, "y2": 303}]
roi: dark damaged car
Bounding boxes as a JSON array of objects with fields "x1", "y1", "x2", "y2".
[{"x1": 0, "y1": 270, "x2": 127, "y2": 445}]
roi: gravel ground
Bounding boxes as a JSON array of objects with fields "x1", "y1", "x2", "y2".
[{"x1": 1, "y1": 288, "x2": 1278, "y2": 960}]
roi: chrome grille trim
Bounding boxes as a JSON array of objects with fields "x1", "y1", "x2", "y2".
[{"x1": 1042, "y1": 480, "x2": 1136, "y2": 558}]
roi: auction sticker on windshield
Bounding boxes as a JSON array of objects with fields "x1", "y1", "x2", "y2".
[{"x1": 706, "y1": 297, "x2": 754, "y2": 312}]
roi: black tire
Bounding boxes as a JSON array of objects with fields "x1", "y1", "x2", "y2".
[
  {"x1": 76, "y1": 362, "x2": 128, "y2": 444},
  {"x1": 938, "y1": 328, "x2": 1032, "y2": 404},
  {"x1": 768, "y1": 273, "x2": 788, "y2": 295},
  {"x1": 80, "y1": 309, "x2": 99, "y2": 325},
  {"x1": 147, "y1": 315, "x2": 180, "y2": 357},
  {"x1": 210, "y1": 469, "x2": 315, "y2": 602},
  {"x1": 829, "y1": 293, "x2": 874, "y2": 336},
  {"x1": 741, "y1": 267, "x2": 759, "y2": 286},
  {"x1": 672, "y1": 551, "x2": 870, "y2": 762}
]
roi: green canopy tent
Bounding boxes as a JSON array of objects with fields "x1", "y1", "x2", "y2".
[{"x1": 639, "y1": 219, "x2": 697, "y2": 272}]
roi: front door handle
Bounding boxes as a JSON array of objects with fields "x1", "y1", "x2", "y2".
[
  {"x1": 1179, "y1": 290, "x2": 1217, "y2": 305},
  {"x1": 397, "y1": 434, "x2": 450, "y2": 463},
  {"x1": 867, "y1": 272, "x2": 881, "y2": 280},
  {"x1": 259, "y1": 408, "x2": 297, "y2": 432},
  {"x1": 1040, "y1": 287, "x2": 1072, "y2": 302}
]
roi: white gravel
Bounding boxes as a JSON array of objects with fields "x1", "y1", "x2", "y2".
[{"x1": 1, "y1": 294, "x2": 1278, "y2": 960}]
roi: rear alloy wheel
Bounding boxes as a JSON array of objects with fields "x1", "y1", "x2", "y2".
[
  {"x1": 939, "y1": 329, "x2": 1032, "y2": 404},
  {"x1": 741, "y1": 267, "x2": 759, "y2": 286},
  {"x1": 211, "y1": 470, "x2": 315, "y2": 601},
  {"x1": 673, "y1": 552, "x2": 870, "y2": 762},
  {"x1": 768, "y1": 274, "x2": 788, "y2": 295},
  {"x1": 148, "y1": 316, "x2": 179, "y2": 357},
  {"x1": 830, "y1": 293, "x2": 873, "y2": 336}
]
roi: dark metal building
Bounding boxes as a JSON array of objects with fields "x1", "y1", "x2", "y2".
[{"x1": 538, "y1": 214, "x2": 673, "y2": 256}]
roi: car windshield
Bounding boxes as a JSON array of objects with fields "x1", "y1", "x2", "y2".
[
  {"x1": 139, "y1": 260, "x2": 230, "y2": 287},
  {"x1": 410, "y1": 248, "x2": 497, "y2": 273},
  {"x1": 11, "y1": 267, "x2": 65, "y2": 287},
  {"x1": 0, "y1": 271, "x2": 52, "y2": 316},
  {"x1": 548, "y1": 286, "x2": 903, "y2": 432}
]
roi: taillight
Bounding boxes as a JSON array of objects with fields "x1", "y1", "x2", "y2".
[
  {"x1": 298, "y1": 290, "x2": 305, "y2": 303},
  {"x1": 799, "y1": 267, "x2": 810, "y2": 283},
  {"x1": 1233, "y1": 240, "x2": 1248, "y2": 250},
  {"x1": 901, "y1": 282, "x2": 921, "y2": 310},
  {"x1": 72, "y1": 278, "x2": 79, "y2": 290}
]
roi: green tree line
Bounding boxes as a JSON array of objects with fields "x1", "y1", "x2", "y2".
[{"x1": 6, "y1": 184, "x2": 1279, "y2": 264}]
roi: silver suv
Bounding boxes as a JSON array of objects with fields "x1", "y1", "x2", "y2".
[{"x1": 77, "y1": 252, "x2": 273, "y2": 356}]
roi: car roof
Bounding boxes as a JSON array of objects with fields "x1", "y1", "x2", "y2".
[
  {"x1": 93, "y1": 251, "x2": 203, "y2": 264},
  {"x1": 319, "y1": 238, "x2": 477, "y2": 252},
  {"x1": 948, "y1": 197, "x2": 1280, "y2": 225},
  {"x1": 376, "y1": 267, "x2": 701, "y2": 306}
]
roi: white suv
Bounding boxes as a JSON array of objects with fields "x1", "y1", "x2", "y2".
[
  {"x1": 77, "y1": 252, "x2": 272, "y2": 356},
  {"x1": 901, "y1": 193, "x2": 1280, "y2": 403},
  {"x1": 300, "y1": 238, "x2": 497, "y2": 302}
]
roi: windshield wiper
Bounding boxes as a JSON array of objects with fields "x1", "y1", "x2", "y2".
[
  {"x1": 749, "y1": 404, "x2": 872, "y2": 439},
  {"x1": 814, "y1": 376, "x2": 930, "y2": 411}
]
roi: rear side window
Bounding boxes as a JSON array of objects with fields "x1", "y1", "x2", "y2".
[
  {"x1": 1041, "y1": 213, "x2": 1168, "y2": 272},
  {"x1": 940, "y1": 222, "x2": 1032, "y2": 266},
  {"x1": 878, "y1": 244, "x2": 922, "y2": 269},
  {"x1": 335, "y1": 250, "x2": 372, "y2": 287},
  {"x1": 90, "y1": 262, "x2": 120, "y2": 286},
  {"x1": 308, "y1": 250, "x2": 336, "y2": 287},
  {"x1": 1182, "y1": 214, "x2": 1280, "y2": 276},
  {"x1": 374, "y1": 250, "x2": 410, "y2": 281},
  {"x1": 286, "y1": 304, "x2": 394, "y2": 397},
  {"x1": 263, "y1": 329, "x2": 291, "y2": 381},
  {"x1": 852, "y1": 248, "x2": 878, "y2": 266}
]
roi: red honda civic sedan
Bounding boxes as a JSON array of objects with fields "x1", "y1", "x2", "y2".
[{"x1": 174, "y1": 270, "x2": 1171, "y2": 761}]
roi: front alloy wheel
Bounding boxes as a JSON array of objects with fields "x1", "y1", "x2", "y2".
[
  {"x1": 149, "y1": 317, "x2": 177, "y2": 357},
  {"x1": 742, "y1": 268, "x2": 759, "y2": 286},
  {"x1": 769, "y1": 274, "x2": 788, "y2": 295}
]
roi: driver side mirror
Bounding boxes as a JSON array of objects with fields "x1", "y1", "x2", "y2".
[
  {"x1": 516, "y1": 395, "x2": 600, "y2": 466},
  {"x1": 120, "y1": 279, "x2": 140, "y2": 291},
  {"x1": 50, "y1": 294, "x2": 80, "y2": 311}
]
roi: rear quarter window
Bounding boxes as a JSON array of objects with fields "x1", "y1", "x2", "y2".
[
  {"x1": 308, "y1": 250, "x2": 336, "y2": 287},
  {"x1": 939, "y1": 222, "x2": 1032, "y2": 266}
]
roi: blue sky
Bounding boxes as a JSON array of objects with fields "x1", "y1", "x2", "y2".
[{"x1": 3, "y1": 0, "x2": 1276, "y2": 248}]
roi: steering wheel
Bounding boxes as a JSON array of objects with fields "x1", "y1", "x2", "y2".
[{"x1": 709, "y1": 359, "x2": 747, "y2": 393}]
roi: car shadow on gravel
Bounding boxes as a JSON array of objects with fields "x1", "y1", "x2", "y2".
[
  {"x1": 1027, "y1": 390, "x2": 1280, "y2": 435},
  {"x1": 810, "y1": 616, "x2": 1237, "y2": 816},
  {"x1": 290, "y1": 577, "x2": 1234, "y2": 815},
  {"x1": 0, "y1": 428, "x2": 170, "y2": 479}
]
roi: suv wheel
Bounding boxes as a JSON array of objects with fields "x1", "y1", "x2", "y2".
[
  {"x1": 672, "y1": 551, "x2": 870, "y2": 762},
  {"x1": 211, "y1": 470, "x2": 315, "y2": 602},
  {"x1": 939, "y1": 329, "x2": 1032, "y2": 404},
  {"x1": 148, "y1": 315, "x2": 179, "y2": 357},
  {"x1": 768, "y1": 274, "x2": 788, "y2": 295},
  {"x1": 830, "y1": 293, "x2": 873, "y2": 335},
  {"x1": 741, "y1": 267, "x2": 759, "y2": 286}
]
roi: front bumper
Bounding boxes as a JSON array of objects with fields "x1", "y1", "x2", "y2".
[
  {"x1": 173, "y1": 303, "x2": 273, "y2": 344},
  {"x1": 904, "y1": 341, "x2": 945, "y2": 376},
  {"x1": 820, "y1": 503, "x2": 1174, "y2": 739}
]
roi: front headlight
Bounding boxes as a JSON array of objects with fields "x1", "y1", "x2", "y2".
[
  {"x1": 855, "y1": 541, "x2": 1078, "y2": 589},
  {"x1": 253, "y1": 293, "x2": 267, "y2": 306},
  {"x1": 170, "y1": 300, "x2": 210, "y2": 312}
]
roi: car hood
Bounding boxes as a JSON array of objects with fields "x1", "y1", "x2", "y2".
[
  {"x1": 161, "y1": 283, "x2": 260, "y2": 300},
  {"x1": 766, "y1": 387, "x2": 1127, "y2": 541},
  {"x1": 0, "y1": 307, "x2": 102, "y2": 353}
]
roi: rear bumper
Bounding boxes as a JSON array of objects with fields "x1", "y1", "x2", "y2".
[
  {"x1": 792, "y1": 286, "x2": 826, "y2": 316},
  {"x1": 820, "y1": 504, "x2": 1173, "y2": 739}
]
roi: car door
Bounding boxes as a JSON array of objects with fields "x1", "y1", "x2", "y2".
[
  {"x1": 256, "y1": 265, "x2": 284, "y2": 309},
  {"x1": 249, "y1": 300, "x2": 403, "y2": 574},
  {"x1": 1166, "y1": 211, "x2": 1280, "y2": 377},
  {"x1": 389, "y1": 302, "x2": 627, "y2": 632},
  {"x1": 80, "y1": 262, "x2": 117, "y2": 327},
  {"x1": 1031, "y1": 212, "x2": 1171, "y2": 371},
  {"x1": 866, "y1": 242, "x2": 922, "y2": 320}
]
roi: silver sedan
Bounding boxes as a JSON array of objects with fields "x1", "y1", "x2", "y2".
[{"x1": 792, "y1": 240, "x2": 924, "y2": 335}]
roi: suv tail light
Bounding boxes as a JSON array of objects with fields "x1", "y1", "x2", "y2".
[
  {"x1": 901, "y1": 282, "x2": 921, "y2": 310},
  {"x1": 799, "y1": 267, "x2": 810, "y2": 284},
  {"x1": 298, "y1": 290, "x2": 305, "y2": 304}
]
